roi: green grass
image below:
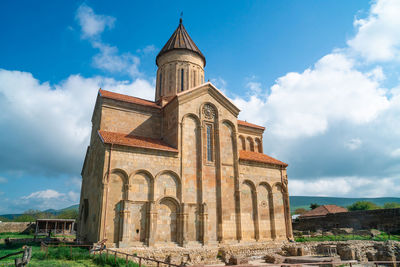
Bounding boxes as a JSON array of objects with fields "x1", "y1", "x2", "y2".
[
  {"x1": 295, "y1": 233, "x2": 400, "y2": 242},
  {"x1": 0, "y1": 242, "x2": 141, "y2": 267}
]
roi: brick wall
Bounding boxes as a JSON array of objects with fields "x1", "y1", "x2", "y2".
[{"x1": 293, "y1": 208, "x2": 400, "y2": 233}]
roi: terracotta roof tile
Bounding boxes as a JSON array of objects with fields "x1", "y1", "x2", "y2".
[
  {"x1": 237, "y1": 120, "x2": 265, "y2": 130},
  {"x1": 98, "y1": 130, "x2": 177, "y2": 152},
  {"x1": 239, "y1": 150, "x2": 288, "y2": 167},
  {"x1": 99, "y1": 89, "x2": 160, "y2": 109},
  {"x1": 300, "y1": 205, "x2": 348, "y2": 218}
]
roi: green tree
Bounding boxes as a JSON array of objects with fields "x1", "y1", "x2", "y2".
[
  {"x1": 13, "y1": 214, "x2": 35, "y2": 222},
  {"x1": 383, "y1": 202, "x2": 400, "y2": 209},
  {"x1": 347, "y1": 201, "x2": 380, "y2": 211},
  {"x1": 56, "y1": 209, "x2": 78, "y2": 220},
  {"x1": 310, "y1": 203, "x2": 320, "y2": 210},
  {"x1": 294, "y1": 208, "x2": 308, "y2": 215},
  {"x1": 0, "y1": 216, "x2": 11, "y2": 222}
]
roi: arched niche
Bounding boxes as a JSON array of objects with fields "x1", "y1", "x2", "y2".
[
  {"x1": 105, "y1": 169, "x2": 127, "y2": 244},
  {"x1": 156, "y1": 197, "x2": 180, "y2": 243},
  {"x1": 258, "y1": 182, "x2": 274, "y2": 240},
  {"x1": 239, "y1": 135, "x2": 246, "y2": 151},
  {"x1": 272, "y1": 182, "x2": 286, "y2": 239},
  {"x1": 255, "y1": 138, "x2": 262, "y2": 153},
  {"x1": 154, "y1": 170, "x2": 181, "y2": 201},
  {"x1": 240, "y1": 180, "x2": 258, "y2": 240},
  {"x1": 129, "y1": 170, "x2": 154, "y2": 201},
  {"x1": 246, "y1": 137, "x2": 255, "y2": 152}
]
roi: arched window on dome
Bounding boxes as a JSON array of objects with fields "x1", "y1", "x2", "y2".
[{"x1": 181, "y1": 69, "x2": 184, "y2": 91}]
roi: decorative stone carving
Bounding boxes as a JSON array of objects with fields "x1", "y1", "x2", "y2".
[{"x1": 202, "y1": 104, "x2": 215, "y2": 120}]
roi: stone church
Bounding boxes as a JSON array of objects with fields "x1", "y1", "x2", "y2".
[{"x1": 78, "y1": 19, "x2": 293, "y2": 247}]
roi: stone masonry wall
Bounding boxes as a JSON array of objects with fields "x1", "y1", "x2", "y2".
[
  {"x1": 293, "y1": 208, "x2": 400, "y2": 233},
  {"x1": 0, "y1": 222, "x2": 35, "y2": 233}
]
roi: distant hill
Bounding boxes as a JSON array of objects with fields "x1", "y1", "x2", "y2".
[
  {"x1": 0, "y1": 204, "x2": 79, "y2": 220},
  {"x1": 290, "y1": 196, "x2": 400, "y2": 212}
]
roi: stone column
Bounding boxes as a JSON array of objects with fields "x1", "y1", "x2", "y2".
[
  {"x1": 253, "y1": 189, "x2": 260, "y2": 241},
  {"x1": 201, "y1": 203, "x2": 208, "y2": 245},
  {"x1": 119, "y1": 203, "x2": 131, "y2": 245},
  {"x1": 180, "y1": 203, "x2": 189, "y2": 246},
  {"x1": 146, "y1": 202, "x2": 157, "y2": 246}
]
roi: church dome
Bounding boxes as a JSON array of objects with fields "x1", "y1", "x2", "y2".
[{"x1": 156, "y1": 19, "x2": 206, "y2": 66}]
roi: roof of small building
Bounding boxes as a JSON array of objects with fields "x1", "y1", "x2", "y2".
[
  {"x1": 156, "y1": 19, "x2": 205, "y2": 66},
  {"x1": 99, "y1": 89, "x2": 161, "y2": 109},
  {"x1": 237, "y1": 120, "x2": 265, "y2": 130},
  {"x1": 36, "y1": 219, "x2": 75, "y2": 222},
  {"x1": 239, "y1": 150, "x2": 288, "y2": 167},
  {"x1": 98, "y1": 130, "x2": 178, "y2": 153},
  {"x1": 300, "y1": 205, "x2": 348, "y2": 218}
]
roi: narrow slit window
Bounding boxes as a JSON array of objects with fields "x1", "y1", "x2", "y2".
[
  {"x1": 181, "y1": 69, "x2": 184, "y2": 91},
  {"x1": 206, "y1": 124, "x2": 212, "y2": 161},
  {"x1": 159, "y1": 73, "x2": 162, "y2": 96}
]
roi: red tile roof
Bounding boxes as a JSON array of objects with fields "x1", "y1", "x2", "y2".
[
  {"x1": 300, "y1": 205, "x2": 348, "y2": 218},
  {"x1": 239, "y1": 150, "x2": 288, "y2": 167},
  {"x1": 98, "y1": 130, "x2": 178, "y2": 152},
  {"x1": 237, "y1": 120, "x2": 265, "y2": 130},
  {"x1": 99, "y1": 89, "x2": 161, "y2": 109}
]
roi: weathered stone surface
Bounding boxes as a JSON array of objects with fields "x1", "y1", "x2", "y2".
[
  {"x1": 264, "y1": 253, "x2": 285, "y2": 263},
  {"x1": 0, "y1": 222, "x2": 34, "y2": 233}
]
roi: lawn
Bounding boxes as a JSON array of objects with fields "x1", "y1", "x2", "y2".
[{"x1": 0, "y1": 241, "x2": 140, "y2": 266}]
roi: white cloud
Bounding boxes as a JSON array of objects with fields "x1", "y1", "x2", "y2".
[
  {"x1": 348, "y1": 0, "x2": 400, "y2": 62},
  {"x1": 234, "y1": 53, "x2": 389, "y2": 138},
  {"x1": 345, "y1": 138, "x2": 362, "y2": 150},
  {"x1": 289, "y1": 176, "x2": 400, "y2": 197},
  {"x1": 67, "y1": 191, "x2": 80, "y2": 202},
  {"x1": 23, "y1": 189, "x2": 64, "y2": 200},
  {"x1": 391, "y1": 148, "x2": 400, "y2": 158},
  {"x1": 0, "y1": 177, "x2": 7, "y2": 183},
  {"x1": 0, "y1": 69, "x2": 154, "y2": 176},
  {"x1": 137, "y1": 45, "x2": 157, "y2": 54},
  {"x1": 75, "y1": 4, "x2": 115, "y2": 39},
  {"x1": 92, "y1": 42, "x2": 140, "y2": 76},
  {"x1": 75, "y1": 4, "x2": 140, "y2": 78}
]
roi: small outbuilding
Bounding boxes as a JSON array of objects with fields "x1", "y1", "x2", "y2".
[
  {"x1": 300, "y1": 205, "x2": 348, "y2": 219},
  {"x1": 35, "y1": 219, "x2": 76, "y2": 235}
]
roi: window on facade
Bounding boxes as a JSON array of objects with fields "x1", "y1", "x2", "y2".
[
  {"x1": 181, "y1": 69, "x2": 184, "y2": 91},
  {"x1": 159, "y1": 73, "x2": 162, "y2": 96},
  {"x1": 206, "y1": 124, "x2": 213, "y2": 161}
]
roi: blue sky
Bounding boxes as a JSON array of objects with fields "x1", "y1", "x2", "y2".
[{"x1": 0, "y1": 0, "x2": 399, "y2": 214}]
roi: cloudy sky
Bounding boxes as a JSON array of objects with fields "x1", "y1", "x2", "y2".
[{"x1": 0, "y1": 0, "x2": 399, "y2": 214}]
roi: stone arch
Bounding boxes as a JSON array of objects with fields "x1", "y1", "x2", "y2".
[
  {"x1": 154, "y1": 170, "x2": 182, "y2": 201},
  {"x1": 181, "y1": 113, "x2": 201, "y2": 125},
  {"x1": 246, "y1": 137, "x2": 255, "y2": 152},
  {"x1": 272, "y1": 182, "x2": 286, "y2": 239},
  {"x1": 255, "y1": 138, "x2": 262, "y2": 153},
  {"x1": 239, "y1": 135, "x2": 246, "y2": 151},
  {"x1": 129, "y1": 169, "x2": 154, "y2": 201},
  {"x1": 156, "y1": 196, "x2": 180, "y2": 243},
  {"x1": 258, "y1": 182, "x2": 275, "y2": 240},
  {"x1": 240, "y1": 180, "x2": 258, "y2": 240}
]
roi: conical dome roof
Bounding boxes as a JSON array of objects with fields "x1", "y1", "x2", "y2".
[{"x1": 156, "y1": 19, "x2": 206, "y2": 66}]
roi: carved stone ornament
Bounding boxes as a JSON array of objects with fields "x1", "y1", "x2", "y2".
[{"x1": 203, "y1": 104, "x2": 215, "y2": 120}]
